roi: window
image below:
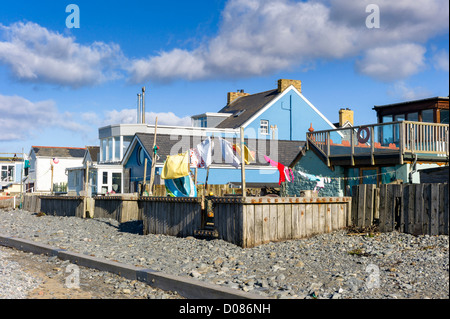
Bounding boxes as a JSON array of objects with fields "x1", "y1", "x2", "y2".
[
  {"x1": 407, "y1": 112, "x2": 418, "y2": 122},
  {"x1": 107, "y1": 138, "x2": 112, "y2": 161},
  {"x1": 137, "y1": 146, "x2": 145, "y2": 166},
  {"x1": 440, "y1": 110, "x2": 449, "y2": 124},
  {"x1": 394, "y1": 114, "x2": 405, "y2": 122},
  {"x1": 114, "y1": 137, "x2": 120, "y2": 161},
  {"x1": 422, "y1": 109, "x2": 434, "y2": 123},
  {"x1": 1, "y1": 165, "x2": 14, "y2": 182},
  {"x1": 102, "y1": 172, "x2": 108, "y2": 185},
  {"x1": 112, "y1": 173, "x2": 121, "y2": 193},
  {"x1": 122, "y1": 136, "x2": 133, "y2": 157},
  {"x1": 101, "y1": 139, "x2": 107, "y2": 162},
  {"x1": 260, "y1": 120, "x2": 269, "y2": 135},
  {"x1": 382, "y1": 115, "x2": 393, "y2": 123}
]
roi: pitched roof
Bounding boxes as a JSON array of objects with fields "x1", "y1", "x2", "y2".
[
  {"x1": 86, "y1": 146, "x2": 100, "y2": 162},
  {"x1": 215, "y1": 89, "x2": 280, "y2": 129},
  {"x1": 31, "y1": 146, "x2": 86, "y2": 158},
  {"x1": 133, "y1": 133, "x2": 304, "y2": 167}
]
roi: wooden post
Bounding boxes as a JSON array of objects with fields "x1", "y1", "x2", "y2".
[
  {"x1": 50, "y1": 164, "x2": 54, "y2": 194},
  {"x1": 142, "y1": 158, "x2": 148, "y2": 196},
  {"x1": 240, "y1": 126, "x2": 246, "y2": 198},
  {"x1": 148, "y1": 117, "x2": 158, "y2": 195}
]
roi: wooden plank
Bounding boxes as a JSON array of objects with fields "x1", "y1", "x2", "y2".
[
  {"x1": 423, "y1": 184, "x2": 431, "y2": 235},
  {"x1": 385, "y1": 184, "x2": 394, "y2": 232},
  {"x1": 365, "y1": 185, "x2": 374, "y2": 227},
  {"x1": 269, "y1": 204, "x2": 277, "y2": 241},
  {"x1": 305, "y1": 203, "x2": 312, "y2": 237},
  {"x1": 252, "y1": 204, "x2": 262, "y2": 246},
  {"x1": 244, "y1": 204, "x2": 255, "y2": 248},
  {"x1": 330, "y1": 202, "x2": 338, "y2": 230},
  {"x1": 299, "y1": 204, "x2": 306, "y2": 238},
  {"x1": 312, "y1": 203, "x2": 319, "y2": 235},
  {"x1": 262, "y1": 204, "x2": 270, "y2": 244},
  {"x1": 292, "y1": 203, "x2": 300, "y2": 239},
  {"x1": 351, "y1": 185, "x2": 359, "y2": 227},
  {"x1": 414, "y1": 184, "x2": 424, "y2": 235},
  {"x1": 285, "y1": 204, "x2": 292, "y2": 240},
  {"x1": 276, "y1": 204, "x2": 285, "y2": 241},
  {"x1": 404, "y1": 184, "x2": 414, "y2": 234},
  {"x1": 430, "y1": 184, "x2": 439, "y2": 236},
  {"x1": 358, "y1": 184, "x2": 366, "y2": 227},
  {"x1": 438, "y1": 184, "x2": 445, "y2": 235},
  {"x1": 444, "y1": 184, "x2": 449, "y2": 236},
  {"x1": 378, "y1": 184, "x2": 387, "y2": 232}
]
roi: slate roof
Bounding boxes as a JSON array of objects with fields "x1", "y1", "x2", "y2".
[
  {"x1": 31, "y1": 146, "x2": 86, "y2": 158},
  {"x1": 215, "y1": 89, "x2": 280, "y2": 129},
  {"x1": 133, "y1": 133, "x2": 304, "y2": 167},
  {"x1": 86, "y1": 146, "x2": 100, "y2": 162}
]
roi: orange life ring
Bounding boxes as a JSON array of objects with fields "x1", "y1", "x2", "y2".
[{"x1": 357, "y1": 127, "x2": 370, "y2": 144}]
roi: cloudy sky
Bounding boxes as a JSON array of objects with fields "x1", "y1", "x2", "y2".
[{"x1": 0, "y1": 0, "x2": 448, "y2": 154}]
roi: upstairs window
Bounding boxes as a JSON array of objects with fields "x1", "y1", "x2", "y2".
[{"x1": 260, "y1": 120, "x2": 269, "y2": 135}]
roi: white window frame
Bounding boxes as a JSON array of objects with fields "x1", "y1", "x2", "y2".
[{"x1": 260, "y1": 120, "x2": 269, "y2": 135}]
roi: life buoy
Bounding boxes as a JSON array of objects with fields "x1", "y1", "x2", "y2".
[{"x1": 357, "y1": 127, "x2": 370, "y2": 144}]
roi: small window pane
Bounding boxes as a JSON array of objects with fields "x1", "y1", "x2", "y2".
[
  {"x1": 260, "y1": 120, "x2": 269, "y2": 135},
  {"x1": 407, "y1": 112, "x2": 418, "y2": 122},
  {"x1": 422, "y1": 109, "x2": 434, "y2": 123},
  {"x1": 440, "y1": 110, "x2": 449, "y2": 124}
]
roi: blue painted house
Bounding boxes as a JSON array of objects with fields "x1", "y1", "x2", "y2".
[
  {"x1": 191, "y1": 79, "x2": 337, "y2": 140},
  {"x1": 120, "y1": 79, "x2": 341, "y2": 192},
  {"x1": 122, "y1": 132, "x2": 305, "y2": 191}
]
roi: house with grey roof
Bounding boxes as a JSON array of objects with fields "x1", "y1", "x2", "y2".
[
  {"x1": 122, "y1": 132, "x2": 305, "y2": 192},
  {"x1": 191, "y1": 79, "x2": 337, "y2": 140},
  {"x1": 26, "y1": 146, "x2": 86, "y2": 193}
]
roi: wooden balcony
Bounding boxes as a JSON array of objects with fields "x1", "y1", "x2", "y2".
[{"x1": 307, "y1": 121, "x2": 449, "y2": 167}]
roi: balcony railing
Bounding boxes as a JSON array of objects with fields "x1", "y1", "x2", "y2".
[{"x1": 307, "y1": 121, "x2": 449, "y2": 166}]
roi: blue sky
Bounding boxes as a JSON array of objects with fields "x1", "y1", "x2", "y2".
[{"x1": 0, "y1": 0, "x2": 448, "y2": 154}]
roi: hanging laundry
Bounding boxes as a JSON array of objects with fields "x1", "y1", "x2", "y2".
[
  {"x1": 219, "y1": 137, "x2": 240, "y2": 168},
  {"x1": 298, "y1": 170, "x2": 324, "y2": 192},
  {"x1": 233, "y1": 144, "x2": 255, "y2": 165},
  {"x1": 161, "y1": 151, "x2": 190, "y2": 180},
  {"x1": 264, "y1": 155, "x2": 294, "y2": 185},
  {"x1": 190, "y1": 137, "x2": 212, "y2": 168}
]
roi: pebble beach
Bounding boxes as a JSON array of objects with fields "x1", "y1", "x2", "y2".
[{"x1": 0, "y1": 208, "x2": 448, "y2": 299}]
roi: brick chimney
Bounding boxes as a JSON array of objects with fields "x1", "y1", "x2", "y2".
[
  {"x1": 227, "y1": 90, "x2": 250, "y2": 105},
  {"x1": 339, "y1": 108, "x2": 354, "y2": 126},
  {"x1": 278, "y1": 79, "x2": 302, "y2": 93}
]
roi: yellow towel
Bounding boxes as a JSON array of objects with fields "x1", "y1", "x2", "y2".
[
  {"x1": 161, "y1": 151, "x2": 190, "y2": 179},
  {"x1": 233, "y1": 144, "x2": 255, "y2": 165}
]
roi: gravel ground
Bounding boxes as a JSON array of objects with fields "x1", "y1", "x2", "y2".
[{"x1": 0, "y1": 208, "x2": 448, "y2": 299}]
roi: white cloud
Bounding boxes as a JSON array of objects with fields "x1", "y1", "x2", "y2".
[
  {"x1": 128, "y1": 0, "x2": 448, "y2": 83},
  {"x1": 387, "y1": 81, "x2": 432, "y2": 101},
  {"x1": 355, "y1": 43, "x2": 426, "y2": 81},
  {"x1": 0, "y1": 22, "x2": 125, "y2": 88},
  {"x1": 103, "y1": 109, "x2": 191, "y2": 126},
  {"x1": 432, "y1": 49, "x2": 449, "y2": 72},
  {"x1": 0, "y1": 94, "x2": 91, "y2": 141}
]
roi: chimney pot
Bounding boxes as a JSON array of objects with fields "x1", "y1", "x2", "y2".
[
  {"x1": 278, "y1": 79, "x2": 302, "y2": 93},
  {"x1": 227, "y1": 90, "x2": 250, "y2": 105},
  {"x1": 339, "y1": 108, "x2": 354, "y2": 127}
]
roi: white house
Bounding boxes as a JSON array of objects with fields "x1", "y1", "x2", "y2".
[{"x1": 26, "y1": 146, "x2": 86, "y2": 193}]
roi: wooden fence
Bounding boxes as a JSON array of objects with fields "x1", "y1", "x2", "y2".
[
  {"x1": 39, "y1": 196, "x2": 84, "y2": 217},
  {"x1": 351, "y1": 183, "x2": 449, "y2": 235},
  {"x1": 235, "y1": 196, "x2": 351, "y2": 248}
]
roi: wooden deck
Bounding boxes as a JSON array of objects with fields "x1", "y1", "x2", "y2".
[{"x1": 307, "y1": 121, "x2": 449, "y2": 166}]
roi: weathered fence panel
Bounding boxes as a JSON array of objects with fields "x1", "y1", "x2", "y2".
[
  {"x1": 39, "y1": 196, "x2": 84, "y2": 217},
  {"x1": 94, "y1": 195, "x2": 139, "y2": 223},
  {"x1": 235, "y1": 197, "x2": 352, "y2": 248},
  {"x1": 139, "y1": 197, "x2": 202, "y2": 238},
  {"x1": 0, "y1": 197, "x2": 16, "y2": 209},
  {"x1": 352, "y1": 183, "x2": 449, "y2": 236}
]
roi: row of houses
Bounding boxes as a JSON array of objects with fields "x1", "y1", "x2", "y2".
[{"x1": 2, "y1": 79, "x2": 448, "y2": 198}]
